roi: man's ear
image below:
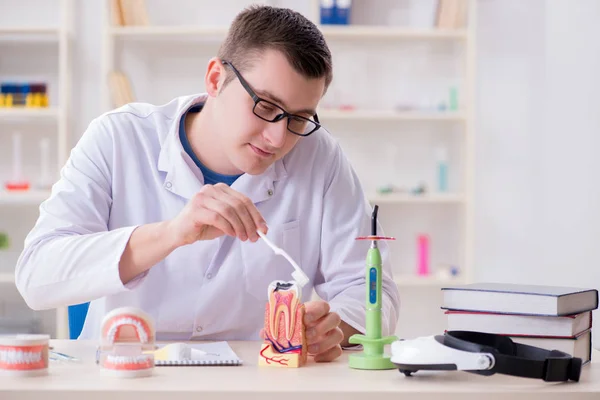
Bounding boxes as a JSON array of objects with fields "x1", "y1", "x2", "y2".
[{"x1": 205, "y1": 57, "x2": 225, "y2": 97}]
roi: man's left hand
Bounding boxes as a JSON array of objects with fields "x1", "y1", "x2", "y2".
[{"x1": 303, "y1": 300, "x2": 344, "y2": 362}]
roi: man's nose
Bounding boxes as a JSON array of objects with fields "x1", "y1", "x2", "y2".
[{"x1": 263, "y1": 118, "x2": 288, "y2": 149}]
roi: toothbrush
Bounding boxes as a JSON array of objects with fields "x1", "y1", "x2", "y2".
[
  {"x1": 147, "y1": 343, "x2": 211, "y2": 361},
  {"x1": 257, "y1": 230, "x2": 309, "y2": 288}
]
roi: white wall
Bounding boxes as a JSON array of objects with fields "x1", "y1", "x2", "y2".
[
  {"x1": 1, "y1": 0, "x2": 599, "y2": 345},
  {"x1": 474, "y1": 0, "x2": 600, "y2": 346}
]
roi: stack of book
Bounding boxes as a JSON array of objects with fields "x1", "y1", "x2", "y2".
[{"x1": 441, "y1": 283, "x2": 598, "y2": 364}]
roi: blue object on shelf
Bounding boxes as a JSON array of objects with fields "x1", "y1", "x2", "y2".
[
  {"x1": 438, "y1": 163, "x2": 448, "y2": 192},
  {"x1": 335, "y1": 0, "x2": 352, "y2": 25},
  {"x1": 320, "y1": 0, "x2": 336, "y2": 25},
  {"x1": 67, "y1": 302, "x2": 90, "y2": 339}
]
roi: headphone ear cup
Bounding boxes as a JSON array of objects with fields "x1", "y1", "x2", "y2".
[{"x1": 568, "y1": 357, "x2": 582, "y2": 382}]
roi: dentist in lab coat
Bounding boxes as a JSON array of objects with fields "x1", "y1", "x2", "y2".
[{"x1": 15, "y1": 5, "x2": 400, "y2": 362}]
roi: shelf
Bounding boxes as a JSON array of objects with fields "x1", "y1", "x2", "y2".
[
  {"x1": 0, "y1": 27, "x2": 60, "y2": 35},
  {"x1": 395, "y1": 275, "x2": 464, "y2": 287},
  {"x1": 107, "y1": 25, "x2": 467, "y2": 41},
  {"x1": 0, "y1": 190, "x2": 51, "y2": 205},
  {"x1": 368, "y1": 193, "x2": 464, "y2": 204},
  {"x1": 0, "y1": 107, "x2": 60, "y2": 121},
  {"x1": 318, "y1": 25, "x2": 468, "y2": 40},
  {"x1": 319, "y1": 109, "x2": 465, "y2": 122},
  {"x1": 108, "y1": 25, "x2": 229, "y2": 40},
  {"x1": 0, "y1": 27, "x2": 60, "y2": 41}
]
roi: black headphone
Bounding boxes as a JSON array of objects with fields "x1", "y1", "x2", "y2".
[{"x1": 442, "y1": 331, "x2": 582, "y2": 382}]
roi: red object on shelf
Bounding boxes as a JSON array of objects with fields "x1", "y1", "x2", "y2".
[
  {"x1": 355, "y1": 235, "x2": 396, "y2": 241},
  {"x1": 5, "y1": 181, "x2": 30, "y2": 191},
  {"x1": 417, "y1": 234, "x2": 430, "y2": 276}
]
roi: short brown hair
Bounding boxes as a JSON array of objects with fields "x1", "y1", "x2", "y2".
[{"x1": 218, "y1": 5, "x2": 333, "y2": 91}]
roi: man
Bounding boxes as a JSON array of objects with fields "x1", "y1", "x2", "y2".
[{"x1": 15, "y1": 5, "x2": 400, "y2": 362}]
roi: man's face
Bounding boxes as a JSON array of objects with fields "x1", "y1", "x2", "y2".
[{"x1": 214, "y1": 50, "x2": 325, "y2": 175}]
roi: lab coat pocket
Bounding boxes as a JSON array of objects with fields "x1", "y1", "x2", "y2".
[{"x1": 241, "y1": 220, "x2": 302, "y2": 302}]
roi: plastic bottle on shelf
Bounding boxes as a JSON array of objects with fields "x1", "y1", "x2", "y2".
[
  {"x1": 435, "y1": 146, "x2": 448, "y2": 193},
  {"x1": 5, "y1": 132, "x2": 30, "y2": 191},
  {"x1": 335, "y1": 0, "x2": 352, "y2": 25},
  {"x1": 416, "y1": 234, "x2": 430, "y2": 276},
  {"x1": 320, "y1": 0, "x2": 336, "y2": 25}
]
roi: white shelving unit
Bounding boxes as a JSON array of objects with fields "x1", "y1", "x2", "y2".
[
  {"x1": 0, "y1": 190, "x2": 52, "y2": 205},
  {"x1": 0, "y1": 0, "x2": 73, "y2": 339},
  {"x1": 105, "y1": 24, "x2": 467, "y2": 40},
  {"x1": 368, "y1": 193, "x2": 465, "y2": 205},
  {"x1": 319, "y1": 109, "x2": 466, "y2": 122},
  {"x1": 319, "y1": 24, "x2": 468, "y2": 40},
  {"x1": 0, "y1": 27, "x2": 62, "y2": 37},
  {"x1": 0, "y1": 107, "x2": 61, "y2": 119},
  {"x1": 101, "y1": 0, "x2": 476, "y2": 290}
]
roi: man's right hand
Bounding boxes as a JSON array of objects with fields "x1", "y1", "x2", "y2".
[
  {"x1": 119, "y1": 183, "x2": 266, "y2": 284},
  {"x1": 168, "y1": 183, "x2": 268, "y2": 246}
]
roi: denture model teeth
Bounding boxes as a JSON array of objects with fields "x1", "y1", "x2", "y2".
[
  {"x1": 104, "y1": 354, "x2": 154, "y2": 371},
  {"x1": 259, "y1": 280, "x2": 307, "y2": 368},
  {"x1": 0, "y1": 334, "x2": 50, "y2": 377},
  {"x1": 105, "y1": 316, "x2": 150, "y2": 344},
  {"x1": 98, "y1": 307, "x2": 156, "y2": 378}
]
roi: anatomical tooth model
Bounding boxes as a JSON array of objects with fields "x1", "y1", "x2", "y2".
[
  {"x1": 256, "y1": 229, "x2": 310, "y2": 368},
  {"x1": 97, "y1": 307, "x2": 156, "y2": 378},
  {"x1": 258, "y1": 281, "x2": 307, "y2": 368}
]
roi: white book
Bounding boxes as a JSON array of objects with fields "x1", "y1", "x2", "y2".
[{"x1": 446, "y1": 310, "x2": 592, "y2": 337}]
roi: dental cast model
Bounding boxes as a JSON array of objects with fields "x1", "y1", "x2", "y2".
[
  {"x1": 258, "y1": 280, "x2": 307, "y2": 368},
  {"x1": 0, "y1": 334, "x2": 50, "y2": 377},
  {"x1": 98, "y1": 307, "x2": 156, "y2": 378}
]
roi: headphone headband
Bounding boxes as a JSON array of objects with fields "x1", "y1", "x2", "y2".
[{"x1": 442, "y1": 331, "x2": 582, "y2": 382}]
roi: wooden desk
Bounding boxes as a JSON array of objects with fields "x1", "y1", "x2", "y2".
[{"x1": 1, "y1": 340, "x2": 598, "y2": 400}]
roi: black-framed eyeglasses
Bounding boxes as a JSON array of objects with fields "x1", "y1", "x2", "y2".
[{"x1": 221, "y1": 60, "x2": 321, "y2": 137}]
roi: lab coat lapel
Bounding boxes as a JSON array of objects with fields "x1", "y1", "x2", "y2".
[
  {"x1": 161, "y1": 145, "x2": 205, "y2": 200},
  {"x1": 157, "y1": 96, "x2": 206, "y2": 200},
  {"x1": 231, "y1": 159, "x2": 287, "y2": 205}
]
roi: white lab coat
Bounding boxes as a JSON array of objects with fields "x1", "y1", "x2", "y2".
[{"x1": 15, "y1": 93, "x2": 400, "y2": 341}]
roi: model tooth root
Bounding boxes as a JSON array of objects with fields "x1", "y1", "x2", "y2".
[{"x1": 260, "y1": 280, "x2": 307, "y2": 368}]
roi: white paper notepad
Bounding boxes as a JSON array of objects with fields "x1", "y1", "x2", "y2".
[{"x1": 154, "y1": 341, "x2": 243, "y2": 366}]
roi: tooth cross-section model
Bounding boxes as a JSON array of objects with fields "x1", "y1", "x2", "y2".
[
  {"x1": 259, "y1": 281, "x2": 307, "y2": 368},
  {"x1": 0, "y1": 334, "x2": 50, "y2": 377},
  {"x1": 98, "y1": 307, "x2": 156, "y2": 378}
]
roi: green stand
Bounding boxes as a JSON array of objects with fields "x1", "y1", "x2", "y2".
[{"x1": 348, "y1": 205, "x2": 397, "y2": 370}]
